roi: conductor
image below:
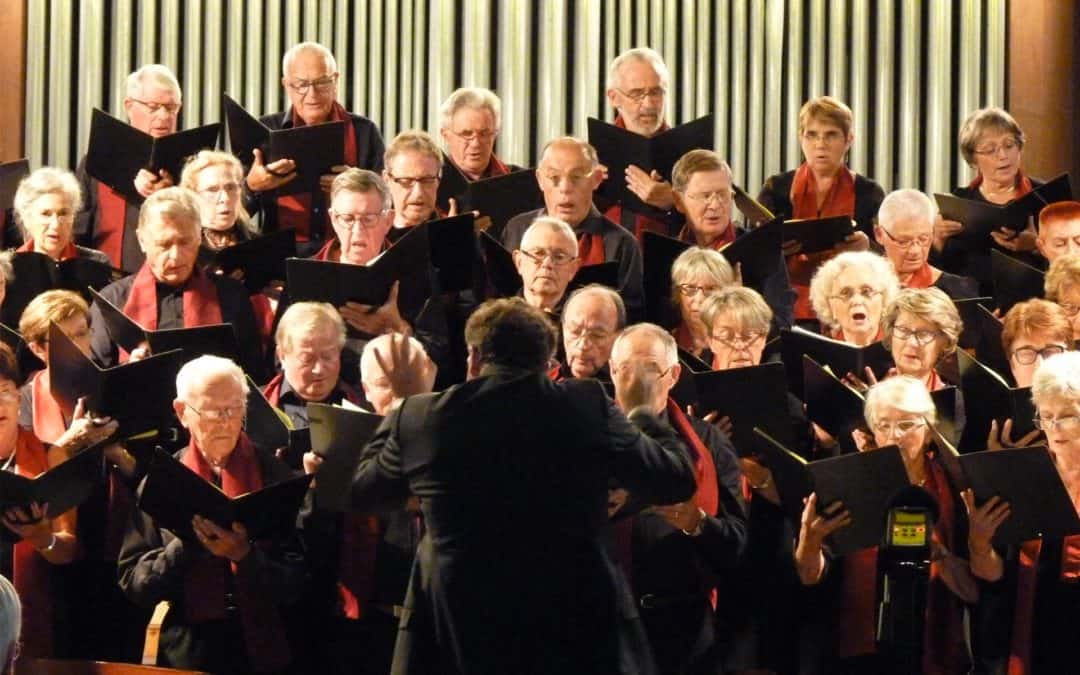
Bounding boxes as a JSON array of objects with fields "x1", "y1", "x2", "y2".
[{"x1": 350, "y1": 297, "x2": 696, "y2": 674}]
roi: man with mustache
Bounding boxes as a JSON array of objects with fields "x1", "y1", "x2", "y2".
[
  {"x1": 75, "y1": 64, "x2": 183, "y2": 272},
  {"x1": 503, "y1": 136, "x2": 645, "y2": 321},
  {"x1": 246, "y1": 42, "x2": 386, "y2": 257}
]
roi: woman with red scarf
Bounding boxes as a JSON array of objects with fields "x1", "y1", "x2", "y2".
[
  {"x1": 968, "y1": 351, "x2": 1080, "y2": 673},
  {"x1": 117, "y1": 355, "x2": 306, "y2": 674},
  {"x1": 668, "y1": 247, "x2": 735, "y2": 360},
  {"x1": 13, "y1": 168, "x2": 112, "y2": 265},
  {"x1": 796, "y1": 377, "x2": 975, "y2": 674},
  {"x1": 877, "y1": 288, "x2": 962, "y2": 393},
  {"x1": 935, "y1": 107, "x2": 1042, "y2": 293},
  {"x1": 758, "y1": 96, "x2": 885, "y2": 322}
]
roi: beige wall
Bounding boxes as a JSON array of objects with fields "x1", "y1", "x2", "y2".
[{"x1": 0, "y1": 1, "x2": 25, "y2": 162}]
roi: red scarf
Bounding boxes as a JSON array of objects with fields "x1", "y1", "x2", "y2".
[
  {"x1": 484, "y1": 155, "x2": 511, "y2": 178},
  {"x1": 180, "y1": 435, "x2": 292, "y2": 671},
  {"x1": 677, "y1": 222, "x2": 736, "y2": 249},
  {"x1": 885, "y1": 366, "x2": 944, "y2": 392},
  {"x1": 672, "y1": 323, "x2": 697, "y2": 354},
  {"x1": 29, "y1": 370, "x2": 69, "y2": 445},
  {"x1": 121, "y1": 264, "x2": 223, "y2": 357},
  {"x1": 788, "y1": 163, "x2": 857, "y2": 319},
  {"x1": 277, "y1": 102, "x2": 359, "y2": 242},
  {"x1": 836, "y1": 454, "x2": 967, "y2": 673},
  {"x1": 10, "y1": 429, "x2": 56, "y2": 659},
  {"x1": 967, "y1": 170, "x2": 1035, "y2": 200},
  {"x1": 17, "y1": 238, "x2": 79, "y2": 261},
  {"x1": 904, "y1": 262, "x2": 937, "y2": 289},
  {"x1": 577, "y1": 232, "x2": 607, "y2": 266},
  {"x1": 1008, "y1": 534, "x2": 1080, "y2": 673},
  {"x1": 95, "y1": 183, "x2": 130, "y2": 268},
  {"x1": 665, "y1": 399, "x2": 719, "y2": 516}
]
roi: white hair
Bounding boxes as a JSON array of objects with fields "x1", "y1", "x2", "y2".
[
  {"x1": 606, "y1": 47, "x2": 670, "y2": 91},
  {"x1": 1032, "y1": 352, "x2": 1080, "y2": 411},
  {"x1": 360, "y1": 333, "x2": 431, "y2": 382},
  {"x1": 126, "y1": 64, "x2": 182, "y2": 102},
  {"x1": 439, "y1": 87, "x2": 502, "y2": 131},
  {"x1": 612, "y1": 323, "x2": 678, "y2": 369},
  {"x1": 175, "y1": 355, "x2": 249, "y2": 403},
  {"x1": 520, "y1": 216, "x2": 579, "y2": 257},
  {"x1": 13, "y1": 167, "x2": 83, "y2": 228},
  {"x1": 863, "y1": 375, "x2": 937, "y2": 429},
  {"x1": 0, "y1": 574, "x2": 19, "y2": 669},
  {"x1": 878, "y1": 189, "x2": 937, "y2": 232},
  {"x1": 809, "y1": 250, "x2": 901, "y2": 330},
  {"x1": 282, "y1": 41, "x2": 338, "y2": 76}
]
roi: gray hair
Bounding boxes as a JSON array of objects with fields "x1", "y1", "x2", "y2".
[
  {"x1": 330, "y1": 168, "x2": 392, "y2": 211},
  {"x1": 1032, "y1": 352, "x2": 1080, "y2": 411},
  {"x1": 179, "y1": 150, "x2": 255, "y2": 235},
  {"x1": 563, "y1": 284, "x2": 628, "y2": 331},
  {"x1": 360, "y1": 333, "x2": 431, "y2": 381},
  {"x1": 878, "y1": 189, "x2": 937, "y2": 232},
  {"x1": 520, "y1": 216, "x2": 579, "y2": 256},
  {"x1": 275, "y1": 302, "x2": 346, "y2": 354},
  {"x1": 670, "y1": 247, "x2": 735, "y2": 308},
  {"x1": 439, "y1": 87, "x2": 502, "y2": 131},
  {"x1": 864, "y1": 375, "x2": 937, "y2": 429},
  {"x1": 809, "y1": 251, "x2": 900, "y2": 330},
  {"x1": 612, "y1": 322, "x2": 678, "y2": 369},
  {"x1": 282, "y1": 41, "x2": 338, "y2": 76},
  {"x1": 175, "y1": 355, "x2": 249, "y2": 403},
  {"x1": 126, "y1": 64, "x2": 182, "y2": 101},
  {"x1": 384, "y1": 130, "x2": 443, "y2": 168},
  {"x1": 606, "y1": 47, "x2": 670, "y2": 91},
  {"x1": 0, "y1": 251, "x2": 13, "y2": 286},
  {"x1": 881, "y1": 287, "x2": 962, "y2": 357},
  {"x1": 137, "y1": 186, "x2": 203, "y2": 235},
  {"x1": 13, "y1": 167, "x2": 83, "y2": 232},
  {"x1": 700, "y1": 286, "x2": 773, "y2": 337},
  {"x1": 0, "y1": 574, "x2": 19, "y2": 669},
  {"x1": 538, "y1": 137, "x2": 600, "y2": 170}
]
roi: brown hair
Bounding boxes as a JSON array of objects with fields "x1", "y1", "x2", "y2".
[
  {"x1": 798, "y1": 96, "x2": 854, "y2": 138},
  {"x1": 18, "y1": 290, "x2": 90, "y2": 347},
  {"x1": 464, "y1": 297, "x2": 557, "y2": 371},
  {"x1": 1001, "y1": 299, "x2": 1072, "y2": 354},
  {"x1": 0, "y1": 342, "x2": 19, "y2": 385}
]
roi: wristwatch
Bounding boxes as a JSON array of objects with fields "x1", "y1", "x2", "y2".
[{"x1": 681, "y1": 508, "x2": 708, "y2": 537}]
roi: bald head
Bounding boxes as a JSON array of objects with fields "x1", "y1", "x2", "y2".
[
  {"x1": 562, "y1": 285, "x2": 624, "y2": 378},
  {"x1": 536, "y1": 137, "x2": 602, "y2": 227}
]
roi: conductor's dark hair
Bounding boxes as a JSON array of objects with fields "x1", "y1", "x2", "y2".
[
  {"x1": 465, "y1": 297, "x2": 557, "y2": 371},
  {"x1": 0, "y1": 343, "x2": 18, "y2": 386}
]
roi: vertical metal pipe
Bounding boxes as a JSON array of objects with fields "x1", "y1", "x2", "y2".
[
  {"x1": 265, "y1": 1, "x2": 283, "y2": 113},
  {"x1": 695, "y1": 0, "x2": 710, "y2": 119},
  {"x1": 110, "y1": 0, "x2": 134, "y2": 116},
  {"x1": 412, "y1": 0, "x2": 428, "y2": 131},
  {"x1": 384, "y1": 0, "x2": 400, "y2": 137},
  {"x1": 351, "y1": 1, "x2": 368, "y2": 116},
  {"x1": 617, "y1": 0, "x2": 632, "y2": 54},
  {"x1": 246, "y1": 0, "x2": 266, "y2": 112},
  {"x1": 848, "y1": 0, "x2": 869, "y2": 175},
  {"x1": 369, "y1": 0, "x2": 385, "y2": 131},
  {"x1": 925, "y1": 0, "x2": 952, "y2": 194},
  {"x1": 225, "y1": 1, "x2": 245, "y2": 114},
  {"x1": 400, "y1": 0, "x2": 415, "y2": 130},
  {"x1": 48, "y1": 0, "x2": 71, "y2": 164},
  {"x1": 957, "y1": 0, "x2": 982, "y2": 186},
  {"x1": 603, "y1": 0, "x2": 617, "y2": 123},
  {"x1": 662, "y1": 0, "x2": 677, "y2": 124},
  {"x1": 497, "y1": 0, "x2": 531, "y2": 165},
  {"x1": 285, "y1": 0, "x2": 301, "y2": 49},
  {"x1": 807, "y1": 0, "x2": 825, "y2": 97},
  {"x1": 897, "y1": 0, "x2": 921, "y2": 188},
  {"x1": 160, "y1": 0, "x2": 180, "y2": 73},
  {"x1": 462, "y1": 0, "x2": 492, "y2": 87},
  {"x1": 24, "y1": 0, "x2": 46, "y2": 166},
  {"x1": 182, "y1": 0, "x2": 203, "y2": 127},
  {"x1": 319, "y1": 0, "x2": 334, "y2": 45},
  {"x1": 680, "y1": 0, "x2": 696, "y2": 122},
  {"x1": 137, "y1": 0, "x2": 156, "y2": 66},
  {"x1": 714, "y1": 0, "x2": 730, "y2": 164},
  {"x1": 202, "y1": 1, "x2": 223, "y2": 125},
  {"x1": 827, "y1": 0, "x2": 847, "y2": 101},
  {"x1": 783, "y1": 0, "x2": 803, "y2": 170},
  {"x1": 985, "y1": 0, "x2": 1006, "y2": 107},
  {"x1": 746, "y1": 0, "x2": 765, "y2": 192},
  {"x1": 427, "y1": 0, "x2": 456, "y2": 133},
  {"x1": 762, "y1": 0, "x2": 784, "y2": 181},
  {"x1": 537, "y1": 0, "x2": 568, "y2": 154},
  {"x1": 76, "y1": 0, "x2": 106, "y2": 162},
  {"x1": 873, "y1": 0, "x2": 895, "y2": 189},
  {"x1": 729, "y1": 0, "x2": 747, "y2": 187},
  {"x1": 573, "y1": 0, "x2": 603, "y2": 138}
]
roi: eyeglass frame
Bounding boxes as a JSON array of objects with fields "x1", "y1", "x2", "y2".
[
  {"x1": 127, "y1": 97, "x2": 181, "y2": 116},
  {"x1": 518, "y1": 248, "x2": 578, "y2": 267},
  {"x1": 891, "y1": 324, "x2": 945, "y2": 346},
  {"x1": 385, "y1": 173, "x2": 441, "y2": 190},
  {"x1": 613, "y1": 86, "x2": 666, "y2": 103},
  {"x1": 973, "y1": 138, "x2": 1021, "y2": 156},
  {"x1": 331, "y1": 209, "x2": 390, "y2": 232},
  {"x1": 828, "y1": 286, "x2": 883, "y2": 303},
  {"x1": 184, "y1": 402, "x2": 246, "y2": 423},
  {"x1": 285, "y1": 74, "x2": 339, "y2": 96},
  {"x1": 710, "y1": 329, "x2": 765, "y2": 349},
  {"x1": 1032, "y1": 415, "x2": 1080, "y2": 432},
  {"x1": 878, "y1": 225, "x2": 933, "y2": 250},
  {"x1": 872, "y1": 418, "x2": 927, "y2": 437},
  {"x1": 1010, "y1": 344, "x2": 1067, "y2": 365},
  {"x1": 447, "y1": 128, "x2": 498, "y2": 143}
]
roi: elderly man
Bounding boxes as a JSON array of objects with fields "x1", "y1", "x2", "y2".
[
  {"x1": 314, "y1": 168, "x2": 392, "y2": 264},
  {"x1": 246, "y1": 42, "x2": 385, "y2": 256},
  {"x1": 503, "y1": 136, "x2": 645, "y2": 321},
  {"x1": 874, "y1": 188, "x2": 979, "y2": 299},
  {"x1": 76, "y1": 64, "x2": 182, "y2": 272},
  {"x1": 436, "y1": 87, "x2": 521, "y2": 209},
  {"x1": 602, "y1": 48, "x2": 680, "y2": 238},
  {"x1": 672, "y1": 148, "x2": 797, "y2": 329},
  {"x1": 608, "y1": 323, "x2": 747, "y2": 675},
  {"x1": 1035, "y1": 200, "x2": 1080, "y2": 269},
  {"x1": 558, "y1": 283, "x2": 625, "y2": 383},
  {"x1": 512, "y1": 216, "x2": 580, "y2": 315},
  {"x1": 263, "y1": 302, "x2": 364, "y2": 426},
  {"x1": 351, "y1": 297, "x2": 694, "y2": 674},
  {"x1": 359, "y1": 333, "x2": 436, "y2": 415},
  {"x1": 88, "y1": 187, "x2": 261, "y2": 377},
  {"x1": 117, "y1": 355, "x2": 307, "y2": 674},
  {"x1": 382, "y1": 130, "x2": 449, "y2": 244}
]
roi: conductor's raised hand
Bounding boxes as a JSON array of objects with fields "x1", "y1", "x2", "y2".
[
  {"x1": 245, "y1": 148, "x2": 297, "y2": 192},
  {"x1": 372, "y1": 332, "x2": 437, "y2": 402}
]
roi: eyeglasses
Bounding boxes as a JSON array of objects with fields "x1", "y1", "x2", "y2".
[
  {"x1": 828, "y1": 286, "x2": 882, "y2": 303},
  {"x1": 879, "y1": 226, "x2": 933, "y2": 250},
  {"x1": 449, "y1": 128, "x2": 497, "y2": 142},
  {"x1": 129, "y1": 98, "x2": 180, "y2": 116},
  {"x1": 198, "y1": 183, "x2": 242, "y2": 198},
  {"x1": 1046, "y1": 236, "x2": 1080, "y2": 250},
  {"x1": 33, "y1": 209, "x2": 75, "y2": 223},
  {"x1": 710, "y1": 329, "x2": 765, "y2": 349},
  {"x1": 873, "y1": 418, "x2": 927, "y2": 436},
  {"x1": 541, "y1": 172, "x2": 592, "y2": 188},
  {"x1": 333, "y1": 210, "x2": 388, "y2": 231},
  {"x1": 615, "y1": 86, "x2": 666, "y2": 103},
  {"x1": 564, "y1": 325, "x2": 613, "y2": 345},
  {"x1": 386, "y1": 173, "x2": 440, "y2": 190},
  {"x1": 802, "y1": 129, "x2": 846, "y2": 144},
  {"x1": 1011, "y1": 345, "x2": 1067, "y2": 365},
  {"x1": 892, "y1": 325, "x2": 944, "y2": 346},
  {"x1": 286, "y1": 75, "x2": 337, "y2": 95},
  {"x1": 186, "y1": 403, "x2": 245, "y2": 422},
  {"x1": 1059, "y1": 303, "x2": 1080, "y2": 317},
  {"x1": 609, "y1": 361, "x2": 674, "y2": 378},
  {"x1": 1033, "y1": 415, "x2": 1080, "y2": 432},
  {"x1": 677, "y1": 283, "x2": 722, "y2": 298},
  {"x1": 682, "y1": 190, "x2": 732, "y2": 206},
  {"x1": 973, "y1": 138, "x2": 1020, "y2": 156},
  {"x1": 519, "y1": 248, "x2": 577, "y2": 266}
]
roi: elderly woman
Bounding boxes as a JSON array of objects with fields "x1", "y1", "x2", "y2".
[
  {"x1": 1044, "y1": 253, "x2": 1080, "y2": 341},
  {"x1": 875, "y1": 189, "x2": 977, "y2": 299},
  {"x1": 180, "y1": 150, "x2": 257, "y2": 250},
  {"x1": 13, "y1": 167, "x2": 111, "y2": 264},
  {"x1": 809, "y1": 251, "x2": 899, "y2": 346},
  {"x1": 0, "y1": 341, "x2": 116, "y2": 659},
  {"x1": 796, "y1": 376, "x2": 972, "y2": 674},
  {"x1": 0, "y1": 252, "x2": 12, "y2": 312},
  {"x1": 966, "y1": 351, "x2": 1080, "y2": 672},
  {"x1": 669, "y1": 246, "x2": 735, "y2": 358},
  {"x1": 758, "y1": 96, "x2": 885, "y2": 320},
  {"x1": 87, "y1": 187, "x2": 261, "y2": 378},
  {"x1": 880, "y1": 288, "x2": 962, "y2": 391},
  {"x1": 118, "y1": 355, "x2": 306, "y2": 674},
  {"x1": 935, "y1": 108, "x2": 1041, "y2": 287},
  {"x1": 0, "y1": 575, "x2": 17, "y2": 673}
]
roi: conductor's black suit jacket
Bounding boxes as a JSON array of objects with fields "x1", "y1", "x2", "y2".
[{"x1": 351, "y1": 368, "x2": 696, "y2": 675}]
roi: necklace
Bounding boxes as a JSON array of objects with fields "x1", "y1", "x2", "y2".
[
  {"x1": 982, "y1": 183, "x2": 1016, "y2": 199},
  {"x1": 203, "y1": 229, "x2": 236, "y2": 249}
]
